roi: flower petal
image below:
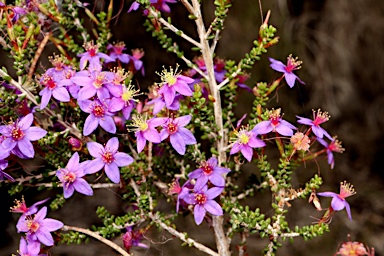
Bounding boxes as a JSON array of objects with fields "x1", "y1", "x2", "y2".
[
  {"x1": 73, "y1": 178, "x2": 93, "y2": 196},
  {"x1": 114, "y1": 152, "x2": 134, "y2": 166},
  {"x1": 204, "y1": 200, "x2": 223, "y2": 216},
  {"x1": 194, "y1": 205, "x2": 206, "y2": 225},
  {"x1": 105, "y1": 163, "x2": 120, "y2": 183}
]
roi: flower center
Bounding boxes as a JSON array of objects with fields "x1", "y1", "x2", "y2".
[
  {"x1": 27, "y1": 219, "x2": 40, "y2": 233},
  {"x1": 91, "y1": 104, "x2": 105, "y2": 118},
  {"x1": 131, "y1": 116, "x2": 149, "y2": 132},
  {"x1": 338, "y1": 181, "x2": 356, "y2": 199},
  {"x1": 202, "y1": 164, "x2": 213, "y2": 175},
  {"x1": 167, "y1": 122, "x2": 178, "y2": 134},
  {"x1": 93, "y1": 73, "x2": 106, "y2": 88},
  {"x1": 195, "y1": 193, "x2": 207, "y2": 205},
  {"x1": 102, "y1": 151, "x2": 114, "y2": 164},
  {"x1": 11, "y1": 126, "x2": 25, "y2": 140},
  {"x1": 312, "y1": 109, "x2": 330, "y2": 126},
  {"x1": 238, "y1": 132, "x2": 250, "y2": 144},
  {"x1": 64, "y1": 171, "x2": 76, "y2": 183},
  {"x1": 165, "y1": 73, "x2": 177, "y2": 86},
  {"x1": 285, "y1": 55, "x2": 302, "y2": 73}
]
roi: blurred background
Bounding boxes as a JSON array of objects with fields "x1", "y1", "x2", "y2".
[{"x1": 1, "y1": 0, "x2": 384, "y2": 255}]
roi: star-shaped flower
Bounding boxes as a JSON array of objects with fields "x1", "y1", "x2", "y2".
[{"x1": 269, "y1": 55, "x2": 305, "y2": 88}]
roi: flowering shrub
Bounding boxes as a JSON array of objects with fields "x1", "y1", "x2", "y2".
[{"x1": 0, "y1": 0, "x2": 374, "y2": 255}]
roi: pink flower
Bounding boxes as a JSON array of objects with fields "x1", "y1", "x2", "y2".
[
  {"x1": 297, "y1": 109, "x2": 332, "y2": 139},
  {"x1": 269, "y1": 55, "x2": 305, "y2": 88},
  {"x1": 230, "y1": 128, "x2": 265, "y2": 162},
  {"x1": 253, "y1": 108, "x2": 296, "y2": 136},
  {"x1": 131, "y1": 115, "x2": 166, "y2": 153}
]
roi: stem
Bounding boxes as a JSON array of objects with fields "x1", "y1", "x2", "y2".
[
  {"x1": 62, "y1": 225, "x2": 130, "y2": 256},
  {"x1": 148, "y1": 213, "x2": 219, "y2": 256},
  {"x1": 191, "y1": 0, "x2": 229, "y2": 255}
]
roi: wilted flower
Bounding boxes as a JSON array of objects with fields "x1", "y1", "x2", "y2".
[
  {"x1": 122, "y1": 226, "x2": 149, "y2": 252},
  {"x1": 105, "y1": 42, "x2": 130, "y2": 64},
  {"x1": 160, "y1": 115, "x2": 197, "y2": 155},
  {"x1": 269, "y1": 55, "x2": 305, "y2": 88},
  {"x1": 0, "y1": 159, "x2": 13, "y2": 181},
  {"x1": 56, "y1": 152, "x2": 93, "y2": 198},
  {"x1": 290, "y1": 132, "x2": 310, "y2": 151},
  {"x1": 337, "y1": 241, "x2": 369, "y2": 256},
  {"x1": 12, "y1": 197, "x2": 50, "y2": 228},
  {"x1": 17, "y1": 207, "x2": 64, "y2": 246},
  {"x1": 188, "y1": 157, "x2": 231, "y2": 191},
  {"x1": 168, "y1": 178, "x2": 192, "y2": 212},
  {"x1": 317, "y1": 181, "x2": 356, "y2": 220}
]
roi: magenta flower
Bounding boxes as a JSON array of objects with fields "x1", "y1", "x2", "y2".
[
  {"x1": 168, "y1": 178, "x2": 192, "y2": 212},
  {"x1": 297, "y1": 109, "x2": 332, "y2": 139},
  {"x1": 129, "y1": 49, "x2": 145, "y2": 75},
  {"x1": 158, "y1": 66, "x2": 194, "y2": 107},
  {"x1": 0, "y1": 113, "x2": 47, "y2": 158},
  {"x1": 18, "y1": 237, "x2": 40, "y2": 256},
  {"x1": 147, "y1": 93, "x2": 182, "y2": 114},
  {"x1": 71, "y1": 70, "x2": 113, "y2": 101},
  {"x1": 17, "y1": 206, "x2": 64, "y2": 246},
  {"x1": 85, "y1": 137, "x2": 134, "y2": 183},
  {"x1": 317, "y1": 181, "x2": 356, "y2": 220},
  {"x1": 269, "y1": 55, "x2": 305, "y2": 88},
  {"x1": 253, "y1": 108, "x2": 296, "y2": 136},
  {"x1": 230, "y1": 128, "x2": 266, "y2": 162},
  {"x1": 131, "y1": 115, "x2": 166, "y2": 153},
  {"x1": 105, "y1": 42, "x2": 130, "y2": 64},
  {"x1": 317, "y1": 137, "x2": 344, "y2": 169},
  {"x1": 78, "y1": 99, "x2": 116, "y2": 136},
  {"x1": 56, "y1": 152, "x2": 93, "y2": 198},
  {"x1": 12, "y1": 197, "x2": 50, "y2": 229},
  {"x1": 152, "y1": 0, "x2": 177, "y2": 12},
  {"x1": 78, "y1": 41, "x2": 113, "y2": 70},
  {"x1": 0, "y1": 159, "x2": 14, "y2": 181},
  {"x1": 183, "y1": 185, "x2": 224, "y2": 225},
  {"x1": 122, "y1": 226, "x2": 149, "y2": 252},
  {"x1": 160, "y1": 115, "x2": 196, "y2": 155},
  {"x1": 39, "y1": 72, "x2": 70, "y2": 110},
  {"x1": 109, "y1": 83, "x2": 139, "y2": 119},
  {"x1": 188, "y1": 157, "x2": 231, "y2": 191}
]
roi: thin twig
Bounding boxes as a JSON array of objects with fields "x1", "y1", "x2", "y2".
[
  {"x1": 148, "y1": 212, "x2": 219, "y2": 256},
  {"x1": 24, "y1": 182, "x2": 120, "y2": 189},
  {"x1": 179, "y1": 0, "x2": 196, "y2": 16},
  {"x1": 62, "y1": 225, "x2": 130, "y2": 256},
  {"x1": 148, "y1": 9, "x2": 201, "y2": 48},
  {"x1": 28, "y1": 32, "x2": 51, "y2": 80}
]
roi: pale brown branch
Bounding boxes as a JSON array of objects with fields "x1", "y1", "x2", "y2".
[{"x1": 62, "y1": 225, "x2": 130, "y2": 256}]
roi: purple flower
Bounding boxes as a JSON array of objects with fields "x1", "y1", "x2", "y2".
[
  {"x1": 317, "y1": 181, "x2": 356, "y2": 220},
  {"x1": 46, "y1": 54, "x2": 73, "y2": 80},
  {"x1": 11, "y1": 7, "x2": 27, "y2": 23},
  {"x1": 230, "y1": 128, "x2": 266, "y2": 162},
  {"x1": 105, "y1": 42, "x2": 130, "y2": 64},
  {"x1": 152, "y1": 0, "x2": 177, "y2": 13},
  {"x1": 129, "y1": 49, "x2": 145, "y2": 75},
  {"x1": 86, "y1": 137, "x2": 134, "y2": 183},
  {"x1": 147, "y1": 93, "x2": 182, "y2": 114},
  {"x1": 78, "y1": 99, "x2": 116, "y2": 136},
  {"x1": 168, "y1": 178, "x2": 192, "y2": 212},
  {"x1": 183, "y1": 185, "x2": 224, "y2": 225},
  {"x1": 317, "y1": 137, "x2": 344, "y2": 169},
  {"x1": 0, "y1": 159, "x2": 14, "y2": 181},
  {"x1": 0, "y1": 113, "x2": 47, "y2": 158},
  {"x1": 71, "y1": 70, "x2": 113, "y2": 101},
  {"x1": 78, "y1": 41, "x2": 114, "y2": 70},
  {"x1": 122, "y1": 226, "x2": 149, "y2": 252},
  {"x1": 131, "y1": 115, "x2": 166, "y2": 153},
  {"x1": 109, "y1": 83, "x2": 139, "y2": 119},
  {"x1": 253, "y1": 108, "x2": 296, "y2": 136},
  {"x1": 18, "y1": 237, "x2": 41, "y2": 256},
  {"x1": 158, "y1": 66, "x2": 194, "y2": 107},
  {"x1": 39, "y1": 73, "x2": 70, "y2": 110},
  {"x1": 56, "y1": 152, "x2": 93, "y2": 198},
  {"x1": 188, "y1": 157, "x2": 231, "y2": 191},
  {"x1": 160, "y1": 115, "x2": 196, "y2": 155},
  {"x1": 269, "y1": 55, "x2": 305, "y2": 88},
  {"x1": 297, "y1": 109, "x2": 332, "y2": 139},
  {"x1": 17, "y1": 206, "x2": 64, "y2": 246},
  {"x1": 12, "y1": 197, "x2": 50, "y2": 229}
]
